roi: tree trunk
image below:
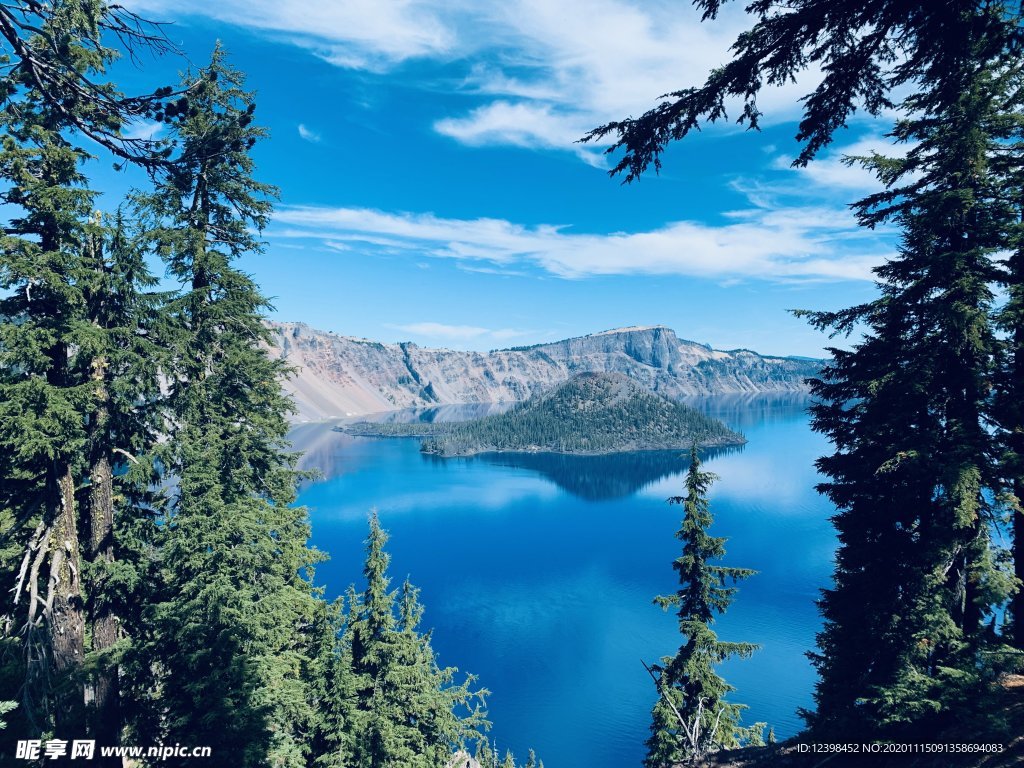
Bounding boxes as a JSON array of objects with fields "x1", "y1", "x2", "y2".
[
  {"x1": 1013, "y1": 475, "x2": 1024, "y2": 647},
  {"x1": 87, "y1": 450, "x2": 121, "y2": 753},
  {"x1": 50, "y1": 463, "x2": 86, "y2": 738}
]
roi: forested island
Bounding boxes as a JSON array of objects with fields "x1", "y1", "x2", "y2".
[{"x1": 341, "y1": 372, "x2": 745, "y2": 456}]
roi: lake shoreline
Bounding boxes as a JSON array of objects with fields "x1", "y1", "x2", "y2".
[{"x1": 335, "y1": 424, "x2": 747, "y2": 457}]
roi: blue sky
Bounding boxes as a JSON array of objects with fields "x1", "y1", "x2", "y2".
[{"x1": 102, "y1": 0, "x2": 901, "y2": 357}]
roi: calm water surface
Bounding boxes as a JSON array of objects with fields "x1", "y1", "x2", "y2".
[{"x1": 292, "y1": 394, "x2": 836, "y2": 768}]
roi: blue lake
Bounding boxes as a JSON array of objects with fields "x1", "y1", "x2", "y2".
[{"x1": 291, "y1": 394, "x2": 837, "y2": 768}]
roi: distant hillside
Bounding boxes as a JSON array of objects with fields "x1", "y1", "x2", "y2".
[
  {"x1": 342, "y1": 372, "x2": 745, "y2": 456},
  {"x1": 267, "y1": 322, "x2": 821, "y2": 421}
]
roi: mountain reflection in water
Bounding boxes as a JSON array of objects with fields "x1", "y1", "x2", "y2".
[{"x1": 462, "y1": 446, "x2": 742, "y2": 500}]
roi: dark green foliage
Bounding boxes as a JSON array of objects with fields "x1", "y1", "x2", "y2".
[
  {"x1": 128, "y1": 48, "x2": 323, "y2": 767},
  {"x1": 989, "y1": 70, "x2": 1024, "y2": 649},
  {"x1": 798, "y1": 32, "x2": 1022, "y2": 736},
  {"x1": 0, "y1": 12, "x2": 121, "y2": 737},
  {"x1": 0, "y1": 11, "x2": 170, "y2": 747},
  {"x1": 344, "y1": 512, "x2": 489, "y2": 768},
  {"x1": 345, "y1": 372, "x2": 744, "y2": 456},
  {"x1": 645, "y1": 449, "x2": 763, "y2": 767},
  {"x1": 0, "y1": 0, "x2": 187, "y2": 170},
  {"x1": 584, "y1": 0, "x2": 1024, "y2": 177},
  {"x1": 474, "y1": 739, "x2": 496, "y2": 768}
]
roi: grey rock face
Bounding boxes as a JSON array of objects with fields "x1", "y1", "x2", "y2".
[{"x1": 266, "y1": 322, "x2": 821, "y2": 421}]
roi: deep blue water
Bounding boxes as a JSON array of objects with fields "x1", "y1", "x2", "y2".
[{"x1": 292, "y1": 394, "x2": 837, "y2": 768}]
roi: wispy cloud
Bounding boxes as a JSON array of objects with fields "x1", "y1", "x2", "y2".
[
  {"x1": 121, "y1": 120, "x2": 164, "y2": 141},
  {"x1": 434, "y1": 101, "x2": 607, "y2": 167},
  {"x1": 126, "y1": 0, "x2": 459, "y2": 71},
  {"x1": 387, "y1": 322, "x2": 535, "y2": 343},
  {"x1": 125, "y1": 0, "x2": 822, "y2": 161},
  {"x1": 297, "y1": 123, "x2": 322, "y2": 143},
  {"x1": 269, "y1": 190, "x2": 890, "y2": 283}
]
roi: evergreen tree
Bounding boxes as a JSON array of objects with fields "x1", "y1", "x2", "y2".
[
  {"x1": 76, "y1": 207, "x2": 170, "y2": 753},
  {"x1": 0, "y1": 15, "x2": 112, "y2": 737},
  {"x1": 500, "y1": 751, "x2": 515, "y2": 768},
  {"x1": 799, "y1": 39, "x2": 1021, "y2": 735},
  {"x1": 0, "y1": 9, "x2": 178, "y2": 757},
  {"x1": 473, "y1": 738, "x2": 495, "y2": 768},
  {"x1": 309, "y1": 595, "x2": 356, "y2": 768},
  {"x1": 645, "y1": 448, "x2": 762, "y2": 767},
  {"x1": 991, "y1": 71, "x2": 1024, "y2": 648},
  {"x1": 0, "y1": 0, "x2": 182, "y2": 169},
  {"x1": 349, "y1": 512, "x2": 488, "y2": 767},
  {"x1": 135, "y1": 47, "x2": 323, "y2": 767}
]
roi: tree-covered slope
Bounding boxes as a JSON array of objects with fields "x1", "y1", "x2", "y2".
[{"x1": 342, "y1": 373, "x2": 745, "y2": 456}]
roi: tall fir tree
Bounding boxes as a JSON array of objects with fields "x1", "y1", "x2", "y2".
[
  {"x1": 349, "y1": 512, "x2": 488, "y2": 768},
  {"x1": 77, "y1": 209, "x2": 168, "y2": 759},
  {"x1": 0, "y1": 47, "x2": 95, "y2": 739},
  {"x1": 0, "y1": 12, "x2": 158, "y2": 741},
  {"x1": 0, "y1": 7, "x2": 176, "y2": 756},
  {"x1": 799, "y1": 38, "x2": 1022, "y2": 734},
  {"x1": 645, "y1": 449, "x2": 762, "y2": 767},
  {"x1": 133, "y1": 46, "x2": 323, "y2": 767},
  {"x1": 990, "y1": 62, "x2": 1024, "y2": 648},
  {"x1": 310, "y1": 592, "x2": 359, "y2": 768}
]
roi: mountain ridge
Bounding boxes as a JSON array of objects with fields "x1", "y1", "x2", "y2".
[{"x1": 266, "y1": 321, "x2": 821, "y2": 421}]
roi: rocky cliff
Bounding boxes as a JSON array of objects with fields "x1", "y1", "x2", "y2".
[{"x1": 266, "y1": 321, "x2": 820, "y2": 421}]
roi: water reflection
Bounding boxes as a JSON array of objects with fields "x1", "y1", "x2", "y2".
[
  {"x1": 463, "y1": 445, "x2": 743, "y2": 500},
  {"x1": 682, "y1": 392, "x2": 814, "y2": 431},
  {"x1": 288, "y1": 395, "x2": 804, "y2": 498},
  {"x1": 363, "y1": 402, "x2": 511, "y2": 424}
]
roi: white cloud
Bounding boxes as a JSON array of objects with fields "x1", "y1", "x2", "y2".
[
  {"x1": 125, "y1": 0, "x2": 823, "y2": 161},
  {"x1": 125, "y1": 0, "x2": 460, "y2": 71},
  {"x1": 298, "y1": 123, "x2": 322, "y2": 143},
  {"x1": 434, "y1": 101, "x2": 607, "y2": 166},
  {"x1": 120, "y1": 120, "x2": 163, "y2": 141},
  {"x1": 771, "y1": 134, "x2": 915, "y2": 195},
  {"x1": 389, "y1": 322, "x2": 490, "y2": 339},
  {"x1": 386, "y1": 322, "x2": 535, "y2": 343},
  {"x1": 270, "y1": 194, "x2": 889, "y2": 283}
]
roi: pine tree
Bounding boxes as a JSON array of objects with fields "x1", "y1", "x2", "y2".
[
  {"x1": 645, "y1": 448, "x2": 762, "y2": 767},
  {"x1": 0, "y1": 0, "x2": 183, "y2": 169},
  {"x1": 0, "y1": 18, "x2": 111, "y2": 736},
  {"x1": 990, "y1": 70, "x2": 1024, "y2": 648},
  {"x1": 0, "y1": 9, "x2": 180, "y2": 754},
  {"x1": 473, "y1": 738, "x2": 495, "y2": 768},
  {"x1": 349, "y1": 512, "x2": 488, "y2": 767},
  {"x1": 134, "y1": 47, "x2": 323, "y2": 767},
  {"x1": 799, "y1": 43, "x2": 1022, "y2": 734},
  {"x1": 310, "y1": 595, "x2": 357, "y2": 768}
]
